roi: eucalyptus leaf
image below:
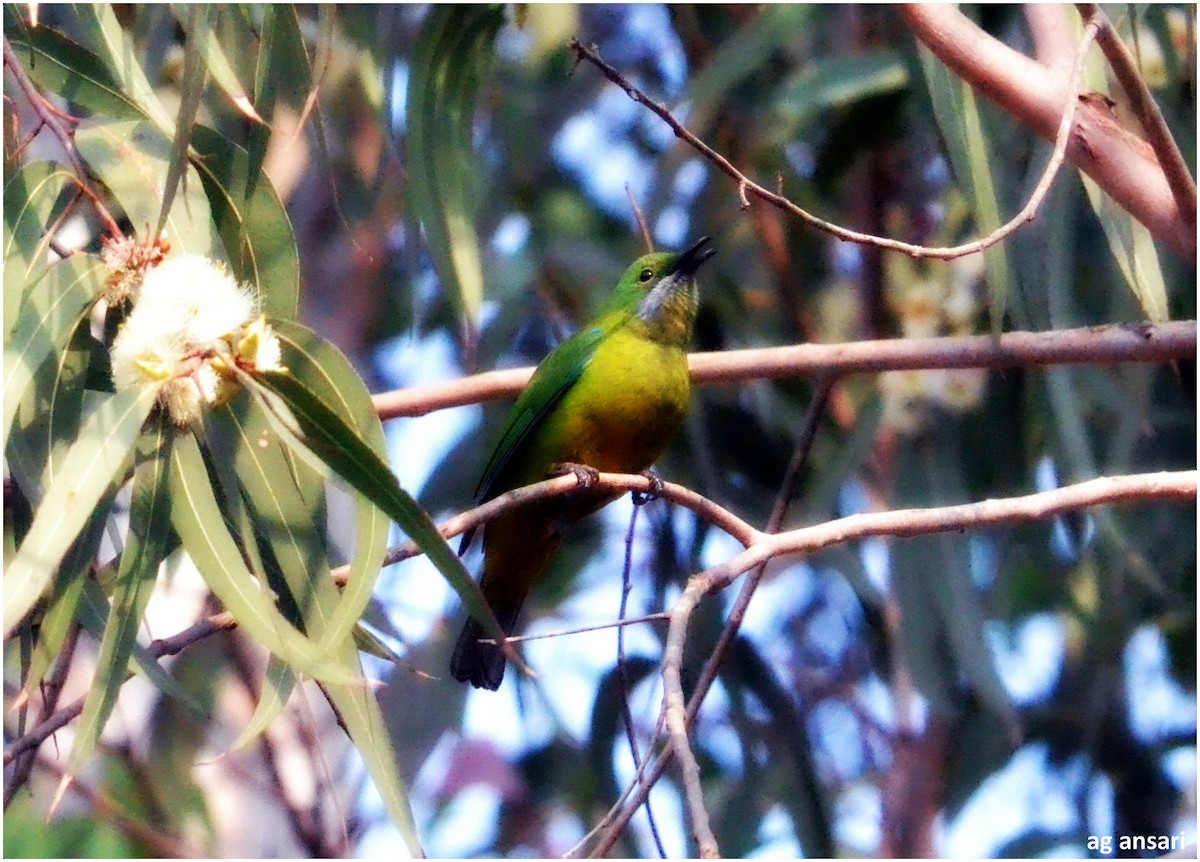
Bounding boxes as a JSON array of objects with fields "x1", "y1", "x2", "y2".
[
  {"x1": 321, "y1": 643, "x2": 424, "y2": 856},
  {"x1": 71, "y1": 3, "x2": 176, "y2": 134},
  {"x1": 154, "y1": 5, "x2": 209, "y2": 242},
  {"x1": 241, "y1": 367, "x2": 503, "y2": 652},
  {"x1": 4, "y1": 163, "x2": 78, "y2": 336},
  {"x1": 172, "y1": 5, "x2": 264, "y2": 123},
  {"x1": 3, "y1": 255, "x2": 104, "y2": 452},
  {"x1": 919, "y1": 45, "x2": 1015, "y2": 335},
  {"x1": 68, "y1": 413, "x2": 175, "y2": 777},
  {"x1": 227, "y1": 656, "x2": 296, "y2": 753},
  {"x1": 2, "y1": 7, "x2": 147, "y2": 121},
  {"x1": 3, "y1": 384, "x2": 158, "y2": 637},
  {"x1": 189, "y1": 126, "x2": 299, "y2": 320},
  {"x1": 406, "y1": 5, "x2": 504, "y2": 332},
  {"x1": 168, "y1": 431, "x2": 357, "y2": 684},
  {"x1": 270, "y1": 320, "x2": 389, "y2": 651},
  {"x1": 74, "y1": 119, "x2": 219, "y2": 256}
]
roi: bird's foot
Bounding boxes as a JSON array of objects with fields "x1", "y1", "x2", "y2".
[
  {"x1": 551, "y1": 461, "x2": 600, "y2": 490},
  {"x1": 632, "y1": 469, "x2": 664, "y2": 506}
]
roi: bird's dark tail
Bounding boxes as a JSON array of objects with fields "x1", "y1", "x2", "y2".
[{"x1": 449, "y1": 603, "x2": 522, "y2": 691}]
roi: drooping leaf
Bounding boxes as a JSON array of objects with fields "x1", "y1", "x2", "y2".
[
  {"x1": 270, "y1": 320, "x2": 390, "y2": 650},
  {"x1": 172, "y1": 5, "x2": 265, "y2": 124},
  {"x1": 241, "y1": 366, "x2": 504, "y2": 651},
  {"x1": 2, "y1": 7, "x2": 147, "y2": 121},
  {"x1": 919, "y1": 44, "x2": 1015, "y2": 335},
  {"x1": 3, "y1": 255, "x2": 104, "y2": 452},
  {"x1": 71, "y1": 3, "x2": 176, "y2": 134},
  {"x1": 189, "y1": 125, "x2": 300, "y2": 320},
  {"x1": 3, "y1": 384, "x2": 158, "y2": 637},
  {"x1": 68, "y1": 413, "x2": 175, "y2": 777},
  {"x1": 154, "y1": 5, "x2": 209, "y2": 241},
  {"x1": 167, "y1": 431, "x2": 356, "y2": 684},
  {"x1": 227, "y1": 656, "x2": 296, "y2": 753},
  {"x1": 321, "y1": 642, "x2": 425, "y2": 856},
  {"x1": 4, "y1": 163, "x2": 79, "y2": 336},
  {"x1": 406, "y1": 5, "x2": 505, "y2": 335}
]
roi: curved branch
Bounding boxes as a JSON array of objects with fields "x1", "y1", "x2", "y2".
[
  {"x1": 569, "y1": 22, "x2": 1094, "y2": 263},
  {"x1": 900, "y1": 5, "x2": 1195, "y2": 261},
  {"x1": 372, "y1": 321, "x2": 1197, "y2": 419},
  {"x1": 620, "y1": 469, "x2": 1198, "y2": 857},
  {"x1": 1077, "y1": 3, "x2": 1197, "y2": 231}
]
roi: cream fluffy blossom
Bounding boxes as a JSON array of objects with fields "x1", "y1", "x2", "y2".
[{"x1": 110, "y1": 254, "x2": 283, "y2": 425}]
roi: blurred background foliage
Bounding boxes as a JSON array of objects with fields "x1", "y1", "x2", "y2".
[{"x1": 3, "y1": 3, "x2": 1195, "y2": 858}]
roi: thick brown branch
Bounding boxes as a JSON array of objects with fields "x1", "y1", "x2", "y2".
[
  {"x1": 900, "y1": 5, "x2": 1195, "y2": 260},
  {"x1": 1077, "y1": 3, "x2": 1197, "y2": 231},
  {"x1": 372, "y1": 321, "x2": 1197, "y2": 419}
]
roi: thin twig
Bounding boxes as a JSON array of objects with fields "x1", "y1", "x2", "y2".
[
  {"x1": 658, "y1": 379, "x2": 835, "y2": 855},
  {"x1": 371, "y1": 321, "x2": 1197, "y2": 419},
  {"x1": 626, "y1": 183, "x2": 655, "y2": 254},
  {"x1": 616, "y1": 499, "x2": 668, "y2": 858},
  {"x1": 4, "y1": 625, "x2": 81, "y2": 809},
  {"x1": 568, "y1": 18, "x2": 1097, "y2": 261},
  {"x1": 32, "y1": 754, "x2": 201, "y2": 857},
  {"x1": 3, "y1": 35, "x2": 123, "y2": 239},
  {"x1": 3, "y1": 613, "x2": 237, "y2": 766},
  {"x1": 1077, "y1": 3, "x2": 1197, "y2": 230},
  {"x1": 588, "y1": 468, "x2": 1196, "y2": 857}
]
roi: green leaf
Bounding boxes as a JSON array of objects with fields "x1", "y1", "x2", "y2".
[
  {"x1": 270, "y1": 320, "x2": 390, "y2": 650},
  {"x1": 189, "y1": 125, "x2": 300, "y2": 320},
  {"x1": 2, "y1": 7, "x2": 148, "y2": 121},
  {"x1": 4, "y1": 163, "x2": 79, "y2": 337},
  {"x1": 8, "y1": 295, "x2": 93, "y2": 500},
  {"x1": 154, "y1": 5, "x2": 209, "y2": 241},
  {"x1": 1079, "y1": 180, "x2": 1170, "y2": 322},
  {"x1": 74, "y1": 119, "x2": 219, "y2": 256},
  {"x1": 3, "y1": 384, "x2": 158, "y2": 637},
  {"x1": 72, "y1": 573, "x2": 206, "y2": 719},
  {"x1": 227, "y1": 656, "x2": 295, "y2": 753},
  {"x1": 406, "y1": 5, "x2": 505, "y2": 333},
  {"x1": 15, "y1": 515, "x2": 98, "y2": 699},
  {"x1": 3, "y1": 255, "x2": 104, "y2": 452},
  {"x1": 919, "y1": 45, "x2": 1015, "y2": 335},
  {"x1": 770, "y1": 52, "x2": 909, "y2": 142},
  {"x1": 321, "y1": 643, "x2": 424, "y2": 856},
  {"x1": 168, "y1": 431, "x2": 356, "y2": 684},
  {"x1": 242, "y1": 366, "x2": 505, "y2": 653},
  {"x1": 172, "y1": 5, "x2": 265, "y2": 124},
  {"x1": 685, "y1": 5, "x2": 815, "y2": 111},
  {"x1": 68, "y1": 413, "x2": 175, "y2": 777},
  {"x1": 71, "y1": 3, "x2": 176, "y2": 134},
  {"x1": 207, "y1": 396, "x2": 339, "y2": 637},
  {"x1": 1073, "y1": 12, "x2": 1170, "y2": 323}
]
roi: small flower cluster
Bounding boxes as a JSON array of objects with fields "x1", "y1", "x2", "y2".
[
  {"x1": 99, "y1": 234, "x2": 170, "y2": 305},
  {"x1": 108, "y1": 253, "x2": 284, "y2": 425},
  {"x1": 880, "y1": 255, "x2": 987, "y2": 434}
]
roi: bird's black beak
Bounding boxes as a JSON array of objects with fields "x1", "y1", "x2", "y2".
[{"x1": 670, "y1": 236, "x2": 715, "y2": 277}]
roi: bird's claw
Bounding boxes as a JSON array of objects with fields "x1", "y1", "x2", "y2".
[
  {"x1": 552, "y1": 462, "x2": 600, "y2": 490},
  {"x1": 632, "y1": 469, "x2": 664, "y2": 506}
]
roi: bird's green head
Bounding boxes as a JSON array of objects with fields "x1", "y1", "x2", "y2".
[{"x1": 605, "y1": 236, "x2": 715, "y2": 347}]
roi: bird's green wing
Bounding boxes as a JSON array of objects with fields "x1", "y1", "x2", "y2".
[
  {"x1": 457, "y1": 321, "x2": 613, "y2": 556},
  {"x1": 473, "y1": 321, "x2": 614, "y2": 504}
]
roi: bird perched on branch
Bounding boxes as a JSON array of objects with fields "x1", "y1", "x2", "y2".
[{"x1": 450, "y1": 236, "x2": 715, "y2": 690}]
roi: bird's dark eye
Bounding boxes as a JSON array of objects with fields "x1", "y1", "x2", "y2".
[{"x1": 638, "y1": 268, "x2": 654, "y2": 283}]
